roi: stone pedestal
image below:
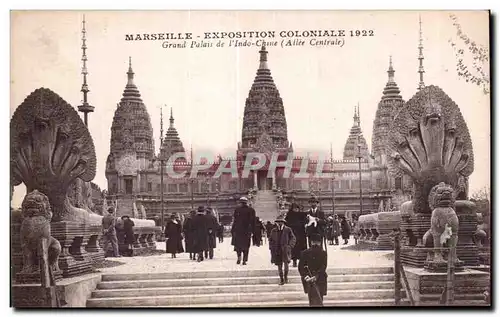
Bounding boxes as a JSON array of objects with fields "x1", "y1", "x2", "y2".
[
  {"x1": 400, "y1": 200, "x2": 479, "y2": 267},
  {"x1": 11, "y1": 219, "x2": 23, "y2": 277},
  {"x1": 454, "y1": 201, "x2": 479, "y2": 266},
  {"x1": 51, "y1": 221, "x2": 93, "y2": 278},
  {"x1": 15, "y1": 270, "x2": 63, "y2": 284},
  {"x1": 12, "y1": 273, "x2": 102, "y2": 307},
  {"x1": 85, "y1": 225, "x2": 105, "y2": 264},
  {"x1": 11, "y1": 216, "x2": 101, "y2": 279},
  {"x1": 404, "y1": 267, "x2": 489, "y2": 306},
  {"x1": 374, "y1": 211, "x2": 401, "y2": 250}
]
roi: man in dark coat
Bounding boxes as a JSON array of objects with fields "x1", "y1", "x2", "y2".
[
  {"x1": 183, "y1": 210, "x2": 196, "y2": 260},
  {"x1": 216, "y1": 223, "x2": 224, "y2": 243},
  {"x1": 269, "y1": 214, "x2": 296, "y2": 285},
  {"x1": 252, "y1": 217, "x2": 263, "y2": 247},
  {"x1": 191, "y1": 206, "x2": 209, "y2": 262},
  {"x1": 204, "y1": 208, "x2": 219, "y2": 260},
  {"x1": 285, "y1": 203, "x2": 307, "y2": 267},
  {"x1": 121, "y1": 215, "x2": 135, "y2": 257},
  {"x1": 231, "y1": 196, "x2": 256, "y2": 265},
  {"x1": 298, "y1": 233, "x2": 328, "y2": 307},
  {"x1": 165, "y1": 214, "x2": 184, "y2": 258},
  {"x1": 332, "y1": 215, "x2": 341, "y2": 245},
  {"x1": 340, "y1": 216, "x2": 351, "y2": 245},
  {"x1": 265, "y1": 221, "x2": 274, "y2": 241},
  {"x1": 306, "y1": 196, "x2": 326, "y2": 249}
]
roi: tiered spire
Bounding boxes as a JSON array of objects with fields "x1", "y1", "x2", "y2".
[
  {"x1": 343, "y1": 104, "x2": 369, "y2": 160},
  {"x1": 251, "y1": 44, "x2": 276, "y2": 89},
  {"x1": 121, "y1": 57, "x2": 142, "y2": 102},
  {"x1": 417, "y1": 15, "x2": 425, "y2": 90},
  {"x1": 109, "y1": 57, "x2": 155, "y2": 159},
  {"x1": 371, "y1": 56, "x2": 405, "y2": 162},
  {"x1": 381, "y1": 56, "x2": 403, "y2": 101},
  {"x1": 160, "y1": 107, "x2": 186, "y2": 162},
  {"x1": 240, "y1": 45, "x2": 289, "y2": 152},
  {"x1": 77, "y1": 15, "x2": 94, "y2": 126}
]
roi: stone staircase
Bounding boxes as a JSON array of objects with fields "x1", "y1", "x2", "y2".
[
  {"x1": 253, "y1": 190, "x2": 279, "y2": 222},
  {"x1": 86, "y1": 266, "x2": 400, "y2": 307}
]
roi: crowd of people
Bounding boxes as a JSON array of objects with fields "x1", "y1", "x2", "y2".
[
  {"x1": 101, "y1": 194, "x2": 360, "y2": 306},
  {"x1": 167, "y1": 206, "x2": 224, "y2": 262}
]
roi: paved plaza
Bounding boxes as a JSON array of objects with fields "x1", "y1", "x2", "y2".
[{"x1": 98, "y1": 238, "x2": 393, "y2": 274}]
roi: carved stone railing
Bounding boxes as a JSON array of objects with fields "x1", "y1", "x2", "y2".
[{"x1": 101, "y1": 218, "x2": 161, "y2": 257}]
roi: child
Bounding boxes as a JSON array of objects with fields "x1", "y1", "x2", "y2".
[
  {"x1": 269, "y1": 214, "x2": 296, "y2": 285},
  {"x1": 298, "y1": 233, "x2": 328, "y2": 307}
]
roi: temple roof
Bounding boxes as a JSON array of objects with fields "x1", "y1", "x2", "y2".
[
  {"x1": 343, "y1": 104, "x2": 369, "y2": 160},
  {"x1": 160, "y1": 108, "x2": 186, "y2": 161},
  {"x1": 109, "y1": 57, "x2": 154, "y2": 159},
  {"x1": 371, "y1": 57, "x2": 405, "y2": 161},
  {"x1": 241, "y1": 45, "x2": 290, "y2": 152}
]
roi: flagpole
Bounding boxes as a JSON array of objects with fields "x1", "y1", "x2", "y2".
[{"x1": 330, "y1": 143, "x2": 335, "y2": 216}]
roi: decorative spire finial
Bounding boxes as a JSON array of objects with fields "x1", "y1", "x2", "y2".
[
  {"x1": 169, "y1": 106, "x2": 174, "y2": 128},
  {"x1": 418, "y1": 15, "x2": 425, "y2": 90},
  {"x1": 258, "y1": 44, "x2": 268, "y2": 69},
  {"x1": 77, "y1": 14, "x2": 94, "y2": 126},
  {"x1": 353, "y1": 104, "x2": 360, "y2": 127},
  {"x1": 127, "y1": 56, "x2": 134, "y2": 85},
  {"x1": 388, "y1": 55, "x2": 395, "y2": 83}
]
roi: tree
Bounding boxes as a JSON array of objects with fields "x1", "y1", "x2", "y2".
[
  {"x1": 448, "y1": 14, "x2": 490, "y2": 95},
  {"x1": 470, "y1": 185, "x2": 490, "y2": 202},
  {"x1": 470, "y1": 186, "x2": 490, "y2": 219}
]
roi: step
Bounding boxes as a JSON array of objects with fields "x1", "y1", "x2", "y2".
[
  {"x1": 92, "y1": 281, "x2": 394, "y2": 298},
  {"x1": 87, "y1": 289, "x2": 396, "y2": 307},
  {"x1": 145, "y1": 298, "x2": 401, "y2": 307},
  {"x1": 97, "y1": 273, "x2": 394, "y2": 289},
  {"x1": 101, "y1": 266, "x2": 393, "y2": 281}
]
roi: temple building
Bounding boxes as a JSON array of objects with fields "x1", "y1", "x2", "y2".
[
  {"x1": 103, "y1": 15, "x2": 429, "y2": 223},
  {"x1": 104, "y1": 45, "x2": 403, "y2": 224}
]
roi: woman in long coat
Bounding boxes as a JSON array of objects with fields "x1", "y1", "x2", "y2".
[
  {"x1": 340, "y1": 217, "x2": 351, "y2": 245},
  {"x1": 165, "y1": 214, "x2": 184, "y2": 258},
  {"x1": 183, "y1": 210, "x2": 196, "y2": 260},
  {"x1": 285, "y1": 203, "x2": 307, "y2": 267}
]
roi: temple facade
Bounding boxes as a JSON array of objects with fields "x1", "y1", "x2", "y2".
[{"x1": 104, "y1": 45, "x2": 405, "y2": 224}]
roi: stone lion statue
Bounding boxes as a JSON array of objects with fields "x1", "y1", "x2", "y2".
[
  {"x1": 19, "y1": 190, "x2": 61, "y2": 276},
  {"x1": 422, "y1": 182, "x2": 459, "y2": 264}
]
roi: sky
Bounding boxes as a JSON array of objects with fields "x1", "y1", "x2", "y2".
[{"x1": 9, "y1": 10, "x2": 490, "y2": 207}]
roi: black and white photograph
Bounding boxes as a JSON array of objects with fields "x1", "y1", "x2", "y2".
[{"x1": 8, "y1": 10, "x2": 491, "y2": 308}]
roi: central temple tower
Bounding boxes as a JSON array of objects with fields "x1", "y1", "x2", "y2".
[{"x1": 237, "y1": 45, "x2": 293, "y2": 190}]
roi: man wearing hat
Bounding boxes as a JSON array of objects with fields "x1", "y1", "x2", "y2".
[
  {"x1": 298, "y1": 233, "x2": 328, "y2": 307},
  {"x1": 191, "y1": 206, "x2": 209, "y2": 262},
  {"x1": 269, "y1": 214, "x2": 296, "y2": 285},
  {"x1": 231, "y1": 196, "x2": 256, "y2": 265},
  {"x1": 204, "y1": 208, "x2": 219, "y2": 260},
  {"x1": 306, "y1": 195, "x2": 327, "y2": 248},
  {"x1": 102, "y1": 206, "x2": 120, "y2": 257}
]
